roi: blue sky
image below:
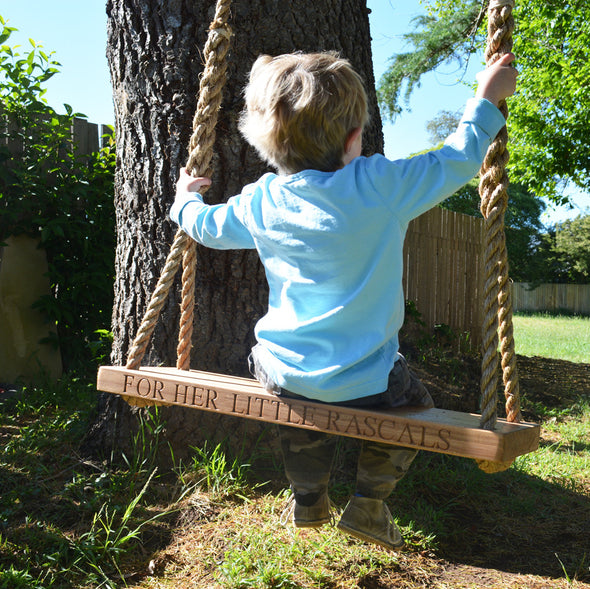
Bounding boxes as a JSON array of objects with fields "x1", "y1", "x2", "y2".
[{"x1": 3, "y1": 0, "x2": 589, "y2": 223}]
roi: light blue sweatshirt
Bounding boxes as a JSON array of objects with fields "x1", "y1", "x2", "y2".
[{"x1": 170, "y1": 97, "x2": 506, "y2": 402}]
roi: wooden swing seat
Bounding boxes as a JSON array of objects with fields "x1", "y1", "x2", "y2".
[{"x1": 97, "y1": 365, "x2": 540, "y2": 463}]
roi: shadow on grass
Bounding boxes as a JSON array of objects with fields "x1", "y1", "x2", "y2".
[
  {"x1": 0, "y1": 398, "x2": 176, "y2": 588},
  {"x1": 2, "y1": 354, "x2": 588, "y2": 587},
  {"x1": 538, "y1": 437, "x2": 590, "y2": 455},
  {"x1": 325, "y1": 352, "x2": 590, "y2": 586},
  {"x1": 394, "y1": 451, "x2": 589, "y2": 583}
]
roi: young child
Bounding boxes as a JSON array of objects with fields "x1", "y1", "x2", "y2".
[{"x1": 171, "y1": 51, "x2": 517, "y2": 549}]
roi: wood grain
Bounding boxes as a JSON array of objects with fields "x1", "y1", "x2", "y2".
[{"x1": 97, "y1": 365, "x2": 540, "y2": 462}]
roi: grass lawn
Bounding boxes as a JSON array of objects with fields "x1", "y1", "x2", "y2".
[
  {"x1": 1, "y1": 314, "x2": 589, "y2": 588},
  {"x1": 513, "y1": 312, "x2": 590, "y2": 363}
]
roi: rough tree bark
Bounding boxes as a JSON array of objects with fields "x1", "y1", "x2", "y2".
[{"x1": 84, "y1": 0, "x2": 384, "y2": 463}]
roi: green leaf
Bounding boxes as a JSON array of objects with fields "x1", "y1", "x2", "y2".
[
  {"x1": 378, "y1": 0, "x2": 590, "y2": 204},
  {"x1": 0, "y1": 20, "x2": 116, "y2": 372}
]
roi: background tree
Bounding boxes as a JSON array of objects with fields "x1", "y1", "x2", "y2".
[
  {"x1": 442, "y1": 180, "x2": 547, "y2": 282},
  {"x1": 377, "y1": 0, "x2": 590, "y2": 204},
  {"x1": 552, "y1": 215, "x2": 590, "y2": 284},
  {"x1": 425, "y1": 108, "x2": 462, "y2": 145},
  {"x1": 420, "y1": 110, "x2": 547, "y2": 283},
  {"x1": 85, "y1": 0, "x2": 383, "y2": 460}
]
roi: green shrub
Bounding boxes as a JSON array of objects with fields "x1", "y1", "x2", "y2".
[{"x1": 0, "y1": 16, "x2": 115, "y2": 374}]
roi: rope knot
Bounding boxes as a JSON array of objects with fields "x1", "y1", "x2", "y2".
[
  {"x1": 489, "y1": 0, "x2": 515, "y2": 8},
  {"x1": 209, "y1": 22, "x2": 233, "y2": 42}
]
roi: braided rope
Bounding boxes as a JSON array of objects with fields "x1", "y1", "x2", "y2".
[
  {"x1": 477, "y1": 0, "x2": 521, "y2": 471},
  {"x1": 177, "y1": 1, "x2": 233, "y2": 370},
  {"x1": 123, "y1": 1, "x2": 233, "y2": 406},
  {"x1": 125, "y1": 228, "x2": 189, "y2": 371}
]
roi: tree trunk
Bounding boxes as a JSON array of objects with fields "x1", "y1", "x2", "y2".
[{"x1": 84, "y1": 0, "x2": 383, "y2": 464}]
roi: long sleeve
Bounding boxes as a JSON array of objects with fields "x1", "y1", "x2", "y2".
[
  {"x1": 365, "y1": 98, "x2": 506, "y2": 223},
  {"x1": 170, "y1": 191, "x2": 256, "y2": 250}
]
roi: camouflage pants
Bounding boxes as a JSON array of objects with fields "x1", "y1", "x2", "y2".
[{"x1": 249, "y1": 349, "x2": 434, "y2": 502}]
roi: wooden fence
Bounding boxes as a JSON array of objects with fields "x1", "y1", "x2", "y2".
[
  {"x1": 71, "y1": 118, "x2": 113, "y2": 154},
  {"x1": 1, "y1": 113, "x2": 113, "y2": 156},
  {"x1": 403, "y1": 207, "x2": 484, "y2": 346},
  {"x1": 512, "y1": 283, "x2": 590, "y2": 316}
]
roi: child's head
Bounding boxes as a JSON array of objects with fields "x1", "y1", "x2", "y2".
[{"x1": 239, "y1": 52, "x2": 369, "y2": 175}]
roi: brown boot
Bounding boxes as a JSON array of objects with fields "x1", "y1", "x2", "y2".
[
  {"x1": 338, "y1": 496, "x2": 404, "y2": 549},
  {"x1": 281, "y1": 490, "x2": 332, "y2": 528}
]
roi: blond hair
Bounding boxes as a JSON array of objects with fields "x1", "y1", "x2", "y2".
[{"x1": 239, "y1": 52, "x2": 369, "y2": 174}]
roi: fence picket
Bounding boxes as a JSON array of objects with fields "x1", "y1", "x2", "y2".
[
  {"x1": 4, "y1": 114, "x2": 111, "y2": 157},
  {"x1": 512, "y1": 283, "x2": 590, "y2": 315},
  {"x1": 403, "y1": 207, "x2": 484, "y2": 347}
]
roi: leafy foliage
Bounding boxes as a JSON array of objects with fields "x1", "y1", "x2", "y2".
[
  {"x1": 425, "y1": 108, "x2": 463, "y2": 144},
  {"x1": 0, "y1": 16, "x2": 115, "y2": 373},
  {"x1": 510, "y1": 0, "x2": 590, "y2": 202},
  {"x1": 377, "y1": 0, "x2": 590, "y2": 203},
  {"x1": 415, "y1": 109, "x2": 550, "y2": 283},
  {"x1": 377, "y1": 2, "x2": 482, "y2": 120},
  {"x1": 551, "y1": 215, "x2": 590, "y2": 283},
  {"x1": 439, "y1": 177, "x2": 547, "y2": 282}
]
